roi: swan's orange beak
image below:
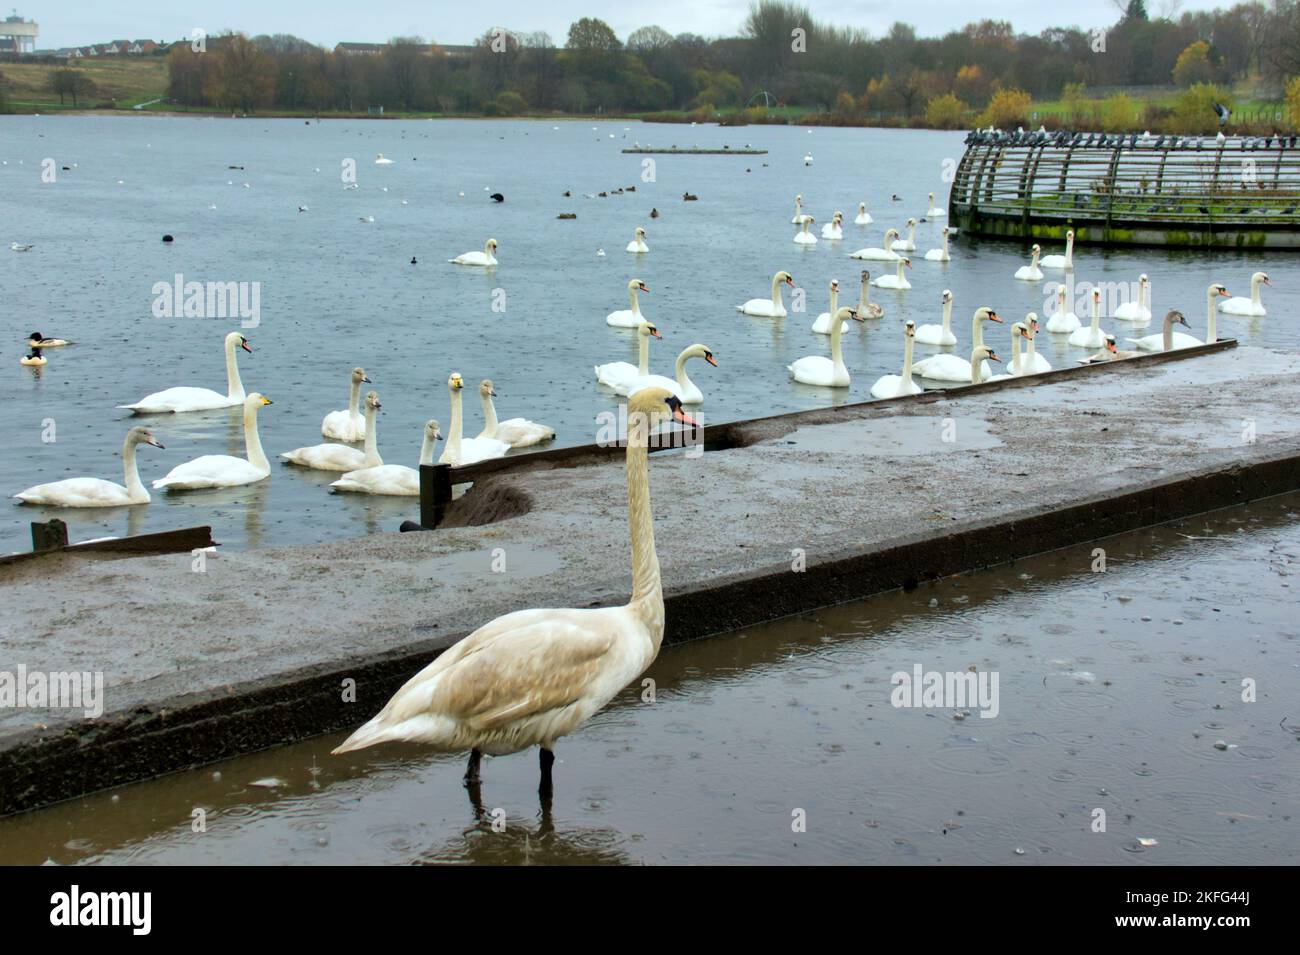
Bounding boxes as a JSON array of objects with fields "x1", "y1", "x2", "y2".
[
  {"x1": 1218, "y1": 288, "x2": 1230, "y2": 296},
  {"x1": 648, "y1": 327, "x2": 661, "y2": 338},
  {"x1": 240, "y1": 340, "x2": 252, "y2": 352},
  {"x1": 674, "y1": 406, "x2": 699, "y2": 427},
  {"x1": 639, "y1": 283, "x2": 650, "y2": 293},
  {"x1": 987, "y1": 310, "x2": 1003, "y2": 323},
  {"x1": 986, "y1": 351, "x2": 1001, "y2": 363},
  {"x1": 704, "y1": 353, "x2": 718, "y2": 367},
  {"x1": 785, "y1": 276, "x2": 795, "y2": 287}
]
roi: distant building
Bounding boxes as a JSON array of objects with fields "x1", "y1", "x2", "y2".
[
  {"x1": 335, "y1": 42, "x2": 385, "y2": 56},
  {"x1": 0, "y1": 11, "x2": 38, "y2": 53}
]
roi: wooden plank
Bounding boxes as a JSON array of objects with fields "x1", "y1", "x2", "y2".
[{"x1": 1, "y1": 525, "x2": 214, "y2": 567}]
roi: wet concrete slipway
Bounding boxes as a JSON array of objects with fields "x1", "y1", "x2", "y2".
[{"x1": 2, "y1": 345, "x2": 1300, "y2": 862}]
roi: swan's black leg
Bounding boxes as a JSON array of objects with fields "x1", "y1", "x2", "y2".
[
  {"x1": 464, "y1": 748, "x2": 483, "y2": 785},
  {"x1": 538, "y1": 747, "x2": 555, "y2": 798}
]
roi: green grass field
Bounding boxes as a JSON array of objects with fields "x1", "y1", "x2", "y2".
[{"x1": 2, "y1": 57, "x2": 168, "y2": 109}]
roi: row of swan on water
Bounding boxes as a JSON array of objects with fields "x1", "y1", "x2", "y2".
[{"x1": 13, "y1": 334, "x2": 555, "y2": 507}]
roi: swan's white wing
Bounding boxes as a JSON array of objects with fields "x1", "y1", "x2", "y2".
[
  {"x1": 789, "y1": 356, "x2": 835, "y2": 384},
  {"x1": 331, "y1": 464, "x2": 417, "y2": 494},
  {"x1": 281, "y1": 443, "x2": 368, "y2": 471},
  {"x1": 457, "y1": 437, "x2": 511, "y2": 465},
  {"x1": 495, "y1": 418, "x2": 555, "y2": 447},
  {"x1": 14, "y1": 478, "x2": 133, "y2": 507},
  {"x1": 322, "y1": 409, "x2": 365, "y2": 440},
  {"x1": 153, "y1": 454, "x2": 263, "y2": 489},
  {"x1": 627, "y1": 375, "x2": 680, "y2": 398},
  {"x1": 119, "y1": 386, "x2": 231, "y2": 413}
]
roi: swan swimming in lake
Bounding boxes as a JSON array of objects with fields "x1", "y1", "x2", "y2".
[
  {"x1": 912, "y1": 307, "x2": 1002, "y2": 381},
  {"x1": 1069, "y1": 288, "x2": 1107, "y2": 348},
  {"x1": 14, "y1": 427, "x2": 165, "y2": 507},
  {"x1": 789, "y1": 307, "x2": 863, "y2": 388},
  {"x1": 439, "y1": 373, "x2": 510, "y2": 466},
  {"x1": 891, "y1": 218, "x2": 918, "y2": 252},
  {"x1": 1045, "y1": 285, "x2": 1081, "y2": 334},
  {"x1": 375, "y1": 153, "x2": 394, "y2": 164},
  {"x1": 283, "y1": 391, "x2": 384, "y2": 471},
  {"x1": 152, "y1": 394, "x2": 273, "y2": 491},
  {"x1": 1014, "y1": 244, "x2": 1043, "y2": 281},
  {"x1": 625, "y1": 227, "x2": 649, "y2": 253},
  {"x1": 924, "y1": 228, "x2": 951, "y2": 262},
  {"x1": 853, "y1": 201, "x2": 873, "y2": 225},
  {"x1": 926, "y1": 192, "x2": 946, "y2": 217},
  {"x1": 331, "y1": 388, "x2": 697, "y2": 796},
  {"x1": 1218, "y1": 271, "x2": 1270, "y2": 317},
  {"x1": 596, "y1": 321, "x2": 662, "y2": 393},
  {"x1": 120, "y1": 332, "x2": 251, "y2": 414},
  {"x1": 736, "y1": 270, "x2": 795, "y2": 317},
  {"x1": 1017, "y1": 314, "x2": 1052, "y2": 374},
  {"x1": 449, "y1": 238, "x2": 498, "y2": 267},
  {"x1": 478, "y1": 379, "x2": 557, "y2": 447},
  {"x1": 871, "y1": 321, "x2": 923, "y2": 398},
  {"x1": 321, "y1": 367, "x2": 372, "y2": 441},
  {"x1": 331, "y1": 420, "x2": 443, "y2": 496},
  {"x1": 1113, "y1": 274, "x2": 1152, "y2": 322},
  {"x1": 915, "y1": 290, "x2": 957, "y2": 346},
  {"x1": 606, "y1": 279, "x2": 651, "y2": 328},
  {"x1": 848, "y1": 229, "x2": 900, "y2": 261},
  {"x1": 628, "y1": 344, "x2": 717, "y2": 404},
  {"x1": 1039, "y1": 229, "x2": 1075, "y2": 270},
  {"x1": 794, "y1": 217, "x2": 818, "y2": 244},
  {"x1": 791, "y1": 194, "x2": 811, "y2": 224},
  {"x1": 1125, "y1": 308, "x2": 1197, "y2": 352},
  {"x1": 872, "y1": 257, "x2": 912, "y2": 289},
  {"x1": 821, "y1": 212, "x2": 844, "y2": 239}
]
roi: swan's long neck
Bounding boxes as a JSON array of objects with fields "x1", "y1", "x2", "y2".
[
  {"x1": 1139, "y1": 281, "x2": 1147, "y2": 309},
  {"x1": 674, "y1": 349, "x2": 698, "y2": 393},
  {"x1": 1251, "y1": 277, "x2": 1263, "y2": 306},
  {"x1": 348, "y1": 378, "x2": 362, "y2": 423},
  {"x1": 629, "y1": 285, "x2": 641, "y2": 315},
  {"x1": 1090, "y1": 296, "x2": 1101, "y2": 333},
  {"x1": 1064, "y1": 233, "x2": 1074, "y2": 264},
  {"x1": 942, "y1": 231, "x2": 949, "y2": 254},
  {"x1": 1010, "y1": 329, "x2": 1023, "y2": 373},
  {"x1": 362, "y1": 402, "x2": 381, "y2": 466},
  {"x1": 638, "y1": 332, "x2": 651, "y2": 375},
  {"x1": 942, "y1": 300, "x2": 952, "y2": 333},
  {"x1": 1027, "y1": 333, "x2": 1038, "y2": 363},
  {"x1": 901, "y1": 333, "x2": 914, "y2": 385},
  {"x1": 858, "y1": 276, "x2": 869, "y2": 311},
  {"x1": 771, "y1": 276, "x2": 784, "y2": 308},
  {"x1": 827, "y1": 284, "x2": 838, "y2": 316},
  {"x1": 972, "y1": 314, "x2": 986, "y2": 349},
  {"x1": 122, "y1": 434, "x2": 148, "y2": 502},
  {"x1": 480, "y1": 390, "x2": 500, "y2": 438},
  {"x1": 243, "y1": 402, "x2": 268, "y2": 471},
  {"x1": 1030, "y1": 248, "x2": 1039, "y2": 267},
  {"x1": 447, "y1": 388, "x2": 464, "y2": 459},
  {"x1": 969, "y1": 351, "x2": 983, "y2": 384},
  {"x1": 484, "y1": 240, "x2": 494, "y2": 258},
  {"x1": 895, "y1": 259, "x2": 905, "y2": 281},
  {"x1": 906, "y1": 222, "x2": 916, "y2": 242},
  {"x1": 626, "y1": 416, "x2": 663, "y2": 639},
  {"x1": 830, "y1": 315, "x2": 846, "y2": 374},
  {"x1": 419, "y1": 431, "x2": 437, "y2": 465},
  {"x1": 1206, "y1": 289, "x2": 1218, "y2": 343},
  {"x1": 1163, "y1": 313, "x2": 1175, "y2": 352},
  {"x1": 225, "y1": 338, "x2": 246, "y2": 401}
]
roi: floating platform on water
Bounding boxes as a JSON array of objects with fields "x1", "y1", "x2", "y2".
[
  {"x1": 950, "y1": 132, "x2": 1300, "y2": 248},
  {"x1": 621, "y1": 146, "x2": 767, "y2": 155}
]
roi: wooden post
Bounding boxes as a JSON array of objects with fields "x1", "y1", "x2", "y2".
[
  {"x1": 31, "y1": 519, "x2": 68, "y2": 552},
  {"x1": 418, "y1": 463, "x2": 453, "y2": 529}
]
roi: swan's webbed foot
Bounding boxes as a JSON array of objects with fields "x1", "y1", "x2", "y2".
[
  {"x1": 538, "y1": 747, "x2": 555, "y2": 798},
  {"x1": 463, "y1": 748, "x2": 483, "y2": 786}
]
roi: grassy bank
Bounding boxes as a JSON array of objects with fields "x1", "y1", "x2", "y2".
[{"x1": 1, "y1": 57, "x2": 167, "y2": 110}]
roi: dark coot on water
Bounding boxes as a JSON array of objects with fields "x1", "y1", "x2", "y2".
[
  {"x1": 162, "y1": 234, "x2": 174, "y2": 243},
  {"x1": 410, "y1": 256, "x2": 418, "y2": 264},
  {"x1": 490, "y1": 193, "x2": 505, "y2": 203}
]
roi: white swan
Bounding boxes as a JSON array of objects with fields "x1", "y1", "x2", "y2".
[
  {"x1": 791, "y1": 194, "x2": 811, "y2": 224},
  {"x1": 321, "y1": 367, "x2": 372, "y2": 441},
  {"x1": 924, "y1": 228, "x2": 951, "y2": 262},
  {"x1": 794, "y1": 217, "x2": 818, "y2": 244},
  {"x1": 283, "y1": 391, "x2": 383, "y2": 471},
  {"x1": 606, "y1": 279, "x2": 651, "y2": 328},
  {"x1": 821, "y1": 212, "x2": 843, "y2": 239},
  {"x1": 891, "y1": 218, "x2": 918, "y2": 251},
  {"x1": 871, "y1": 321, "x2": 924, "y2": 398},
  {"x1": 1126, "y1": 308, "x2": 1198, "y2": 352},
  {"x1": 789, "y1": 307, "x2": 862, "y2": 387},
  {"x1": 596, "y1": 321, "x2": 661, "y2": 393},
  {"x1": 1018, "y1": 315, "x2": 1052, "y2": 373},
  {"x1": 26, "y1": 331, "x2": 73, "y2": 348},
  {"x1": 450, "y1": 238, "x2": 498, "y2": 267},
  {"x1": 926, "y1": 192, "x2": 946, "y2": 217},
  {"x1": 872, "y1": 257, "x2": 912, "y2": 289},
  {"x1": 848, "y1": 229, "x2": 900, "y2": 261},
  {"x1": 628, "y1": 344, "x2": 717, "y2": 404},
  {"x1": 1069, "y1": 288, "x2": 1107, "y2": 348},
  {"x1": 989, "y1": 322, "x2": 1029, "y2": 379},
  {"x1": 331, "y1": 388, "x2": 697, "y2": 795},
  {"x1": 1045, "y1": 285, "x2": 1081, "y2": 334},
  {"x1": 913, "y1": 307, "x2": 1002, "y2": 381},
  {"x1": 625, "y1": 227, "x2": 649, "y2": 253},
  {"x1": 14, "y1": 427, "x2": 164, "y2": 507},
  {"x1": 1039, "y1": 229, "x2": 1074, "y2": 270},
  {"x1": 915, "y1": 290, "x2": 957, "y2": 345},
  {"x1": 152, "y1": 394, "x2": 273, "y2": 491},
  {"x1": 119, "y1": 331, "x2": 251, "y2": 414},
  {"x1": 375, "y1": 153, "x2": 394, "y2": 165},
  {"x1": 853, "y1": 201, "x2": 873, "y2": 225},
  {"x1": 439, "y1": 373, "x2": 510, "y2": 466},
  {"x1": 1113, "y1": 274, "x2": 1152, "y2": 322},
  {"x1": 1219, "y1": 271, "x2": 1270, "y2": 317},
  {"x1": 736, "y1": 270, "x2": 795, "y2": 317},
  {"x1": 811, "y1": 280, "x2": 846, "y2": 334},
  {"x1": 1014, "y1": 244, "x2": 1043, "y2": 281},
  {"x1": 963, "y1": 344, "x2": 1000, "y2": 383},
  {"x1": 331, "y1": 420, "x2": 443, "y2": 496},
  {"x1": 478, "y1": 379, "x2": 557, "y2": 447}
]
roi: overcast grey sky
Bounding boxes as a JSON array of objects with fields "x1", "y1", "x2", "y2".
[{"x1": 30, "y1": 0, "x2": 1226, "y2": 49}]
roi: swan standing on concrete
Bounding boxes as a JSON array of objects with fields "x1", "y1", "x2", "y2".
[
  {"x1": 915, "y1": 290, "x2": 957, "y2": 345},
  {"x1": 332, "y1": 388, "x2": 697, "y2": 797},
  {"x1": 1218, "y1": 271, "x2": 1270, "y2": 317},
  {"x1": 450, "y1": 238, "x2": 498, "y2": 266},
  {"x1": 848, "y1": 229, "x2": 900, "y2": 261},
  {"x1": 913, "y1": 307, "x2": 1002, "y2": 381},
  {"x1": 872, "y1": 257, "x2": 912, "y2": 289},
  {"x1": 1039, "y1": 229, "x2": 1075, "y2": 270},
  {"x1": 478, "y1": 379, "x2": 557, "y2": 447},
  {"x1": 439, "y1": 373, "x2": 510, "y2": 466},
  {"x1": 283, "y1": 392, "x2": 383, "y2": 471},
  {"x1": 629, "y1": 345, "x2": 717, "y2": 404},
  {"x1": 924, "y1": 228, "x2": 951, "y2": 262},
  {"x1": 1069, "y1": 288, "x2": 1107, "y2": 348},
  {"x1": 322, "y1": 367, "x2": 372, "y2": 441},
  {"x1": 1046, "y1": 285, "x2": 1081, "y2": 334},
  {"x1": 891, "y1": 218, "x2": 918, "y2": 251},
  {"x1": 1113, "y1": 274, "x2": 1152, "y2": 322},
  {"x1": 789, "y1": 307, "x2": 863, "y2": 387},
  {"x1": 597, "y1": 321, "x2": 662, "y2": 392},
  {"x1": 854, "y1": 201, "x2": 873, "y2": 225},
  {"x1": 606, "y1": 279, "x2": 651, "y2": 328},
  {"x1": 331, "y1": 420, "x2": 443, "y2": 496},
  {"x1": 152, "y1": 394, "x2": 273, "y2": 490},
  {"x1": 736, "y1": 270, "x2": 795, "y2": 317},
  {"x1": 120, "y1": 332, "x2": 251, "y2": 413},
  {"x1": 1125, "y1": 309, "x2": 1195, "y2": 352},
  {"x1": 625, "y1": 227, "x2": 649, "y2": 253},
  {"x1": 14, "y1": 427, "x2": 164, "y2": 507},
  {"x1": 1014, "y1": 244, "x2": 1043, "y2": 281},
  {"x1": 871, "y1": 321, "x2": 923, "y2": 398}
]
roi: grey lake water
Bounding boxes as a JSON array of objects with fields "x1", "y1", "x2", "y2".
[
  {"x1": 1, "y1": 494, "x2": 1296, "y2": 865},
  {"x1": 2, "y1": 115, "x2": 1298, "y2": 553}
]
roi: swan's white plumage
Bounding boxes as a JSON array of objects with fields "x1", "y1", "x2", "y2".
[{"x1": 120, "y1": 332, "x2": 251, "y2": 413}]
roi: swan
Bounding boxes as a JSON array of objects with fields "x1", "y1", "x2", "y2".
[
  {"x1": 1014, "y1": 244, "x2": 1043, "y2": 281},
  {"x1": 812, "y1": 280, "x2": 848, "y2": 334},
  {"x1": 331, "y1": 388, "x2": 697, "y2": 796},
  {"x1": 794, "y1": 218, "x2": 817, "y2": 244},
  {"x1": 119, "y1": 332, "x2": 251, "y2": 414},
  {"x1": 821, "y1": 213, "x2": 843, "y2": 239},
  {"x1": 283, "y1": 391, "x2": 383, "y2": 471},
  {"x1": 791, "y1": 194, "x2": 811, "y2": 224},
  {"x1": 871, "y1": 321, "x2": 924, "y2": 398},
  {"x1": 924, "y1": 228, "x2": 951, "y2": 262},
  {"x1": 736, "y1": 270, "x2": 795, "y2": 317},
  {"x1": 478, "y1": 379, "x2": 557, "y2": 447},
  {"x1": 789, "y1": 307, "x2": 863, "y2": 387},
  {"x1": 891, "y1": 218, "x2": 918, "y2": 251},
  {"x1": 26, "y1": 331, "x2": 73, "y2": 348},
  {"x1": 628, "y1": 344, "x2": 717, "y2": 404},
  {"x1": 375, "y1": 153, "x2": 394, "y2": 164},
  {"x1": 439, "y1": 373, "x2": 510, "y2": 466},
  {"x1": 321, "y1": 367, "x2": 372, "y2": 441},
  {"x1": 1113, "y1": 274, "x2": 1152, "y2": 322},
  {"x1": 926, "y1": 192, "x2": 946, "y2": 217},
  {"x1": 1068, "y1": 288, "x2": 1107, "y2": 348},
  {"x1": 1219, "y1": 271, "x2": 1270, "y2": 317},
  {"x1": 1018, "y1": 315, "x2": 1052, "y2": 373},
  {"x1": 854, "y1": 201, "x2": 873, "y2": 225},
  {"x1": 625, "y1": 227, "x2": 649, "y2": 253},
  {"x1": 14, "y1": 427, "x2": 164, "y2": 507},
  {"x1": 913, "y1": 307, "x2": 1002, "y2": 381},
  {"x1": 989, "y1": 322, "x2": 1029, "y2": 379},
  {"x1": 596, "y1": 321, "x2": 661, "y2": 393},
  {"x1": 1080, "y1": 335, "x2": 1139, "y2": 363},
  {"x1": 854, "y1": 269, "x2": 884, "y2": 319},
  {"x1": 1045, "y1": 286, "x2": 1081, "y2": 334},
  {"x1": 915, "y1": 290, "x2": 957, "y2": 346},
  {"x1": 872, "y1": 257, "x2": 912, "y2": 289},
  {"x1": 331, "y1": 420, "x2": 443, "y2": 496},
  {"x1": 1039, "y1": 229, "x2": 1075, "y2": 270},
  {"x1": 848, "y1": 229, "x2": 900, "y2": 261},
  {"x1": 1125, "y1": 308, "x2": 1196, "y2": 352},
  {"x1": 152, "y1": 394, "x2": 273, "y2": 491},
  {"x1": 606, "y1": 279, "x2": 650, "y2": 328},
  {"x1": 449, "y1": 238, "x2": 498, "y2": 267},
  {"x1": 804, "y1": 152, "x2": 814, "y2": 166},
  {"x1": 20, "y1": 348, "x2": 46, "y2": 366},
  {"x1": 962, "y1": 345, "x2": 1000, "y2": 383}
]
